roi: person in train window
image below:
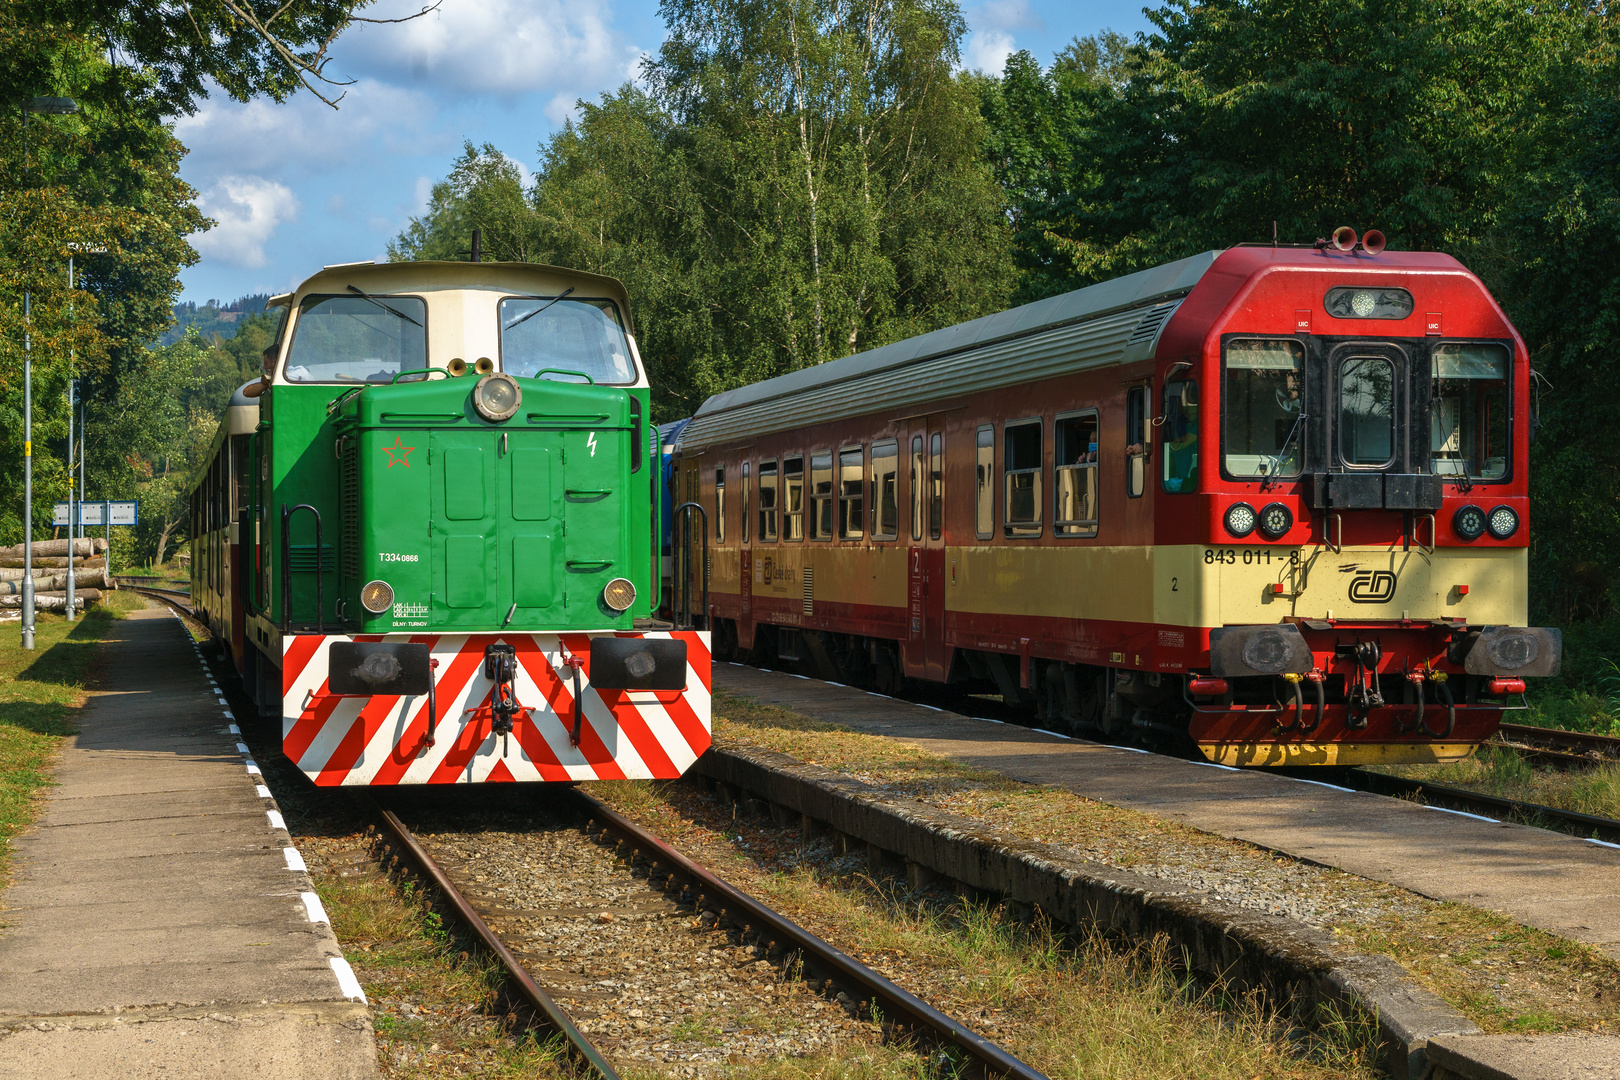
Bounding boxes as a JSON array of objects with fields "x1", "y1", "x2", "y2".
[{"x1": 1163, "y1": 380, "x2": 1199, "y2": 492}]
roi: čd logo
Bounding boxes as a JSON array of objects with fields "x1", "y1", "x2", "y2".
[{"x1": 1349, "y1": 570, "x2": 1397, "y2": 603}]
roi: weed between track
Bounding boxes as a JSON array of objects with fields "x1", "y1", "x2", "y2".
[{"x1": 1375, "y1": 744, "x2": 1620, "y2": 823}]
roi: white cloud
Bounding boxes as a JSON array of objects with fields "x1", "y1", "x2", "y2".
[
  {"x1": 189, "y1": 177, "x2": 302, "y2": 268},
  {"x1": 972, "y1": 0, "x2": 1046, "y2": 33},
  {"x1": 340, "y1": 0, "x2": 629, "y2": 99},
  {"x1": 964, "y1": 30, "x2": 1018, "y2": 74}
]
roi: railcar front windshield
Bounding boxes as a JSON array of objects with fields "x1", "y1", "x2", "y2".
[
  {"x1": 499, "y1": 297, "x2": 637, "y2": 385},
  {"x1": 283, "y1": 294, "x2": 427, "y2": 383},
  {"x1": 1223, "y1": 339, "x2": 1305, "y2": 477},
  {"x1": 1432, "y1": 342, "x2": 1509, "y2": 479}
]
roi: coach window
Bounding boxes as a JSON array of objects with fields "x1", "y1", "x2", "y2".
[
  {"x1": 810, "y1": 452, "x2": 834, "y2": 540},
  {"x1": 974, "y1": 425, "x2": 994, "y2": 540},
  {"x1": 1055, "y1": 412, "x2": 1099, "y2": 538},
  {"x1": 714, "y1": 467, "x2": 726, "y2": 543},
  {"x1": 870, "y1": 440, "x2": 899, "y2": 540},
  {"x1": 1126, "y1": 385, "x2": 1148, "y2": 497},
  {"x1": 910, "y1": 436, "x2": 925, "y2": 540},
  {"x1": 1004, "y1": 419, "x2": 1043, "y2": 537},
  {"x1": 1224, "y1": 340, "x2": 1305, "y2": 479},
  {"x1": 838, "y1": 447, "x2": 865, "y2": 540},
  {"x1": 783, "y1": 456, "x2": 806, "y2": 540},
  {"x1": 1161, "y1": 380, "x2": 1199, "y2": 492},
  {"x1": 929, "y1": 433, "x2": 944, "y2": 540},
  {"x1": 284, "y1": 294, "x2": 427, "y2": 383},
  {"x1": 741, "y1": 461, "x2": 750, "y2": 543},
  {"x1": 758, "y1": 459, "x2": 780, "y2": 542},
  {"x1": 1432, "y1": 343, "x2": 1509, "y2": 480}
]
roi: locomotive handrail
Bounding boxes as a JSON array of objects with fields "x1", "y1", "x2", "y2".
[
  {"x1": 672, "y1": 501, "x2": 708, "y2": 631},
  {"x1": 529, "y1": 368, "x2": 595, "y2": 384},
  {"x1": 280, "y1": 503, "x2": 326, "y2": 634},
  {"x1": 388, "y1": 367, "x2": 448, "y2": 384},
  {"x1": 1415, "y1": 513, "x2": 1437, "y2": 556}
]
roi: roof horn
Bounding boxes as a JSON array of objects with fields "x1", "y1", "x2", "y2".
[
  {"x1": 1361, "y1": 229, "x2": 1387, "y2": 255},
  {"x1": 1331, "y1": 226, "x2": 1358, "y2": 252}
]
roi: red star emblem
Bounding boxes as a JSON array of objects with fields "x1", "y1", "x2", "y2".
[{"x1": 382, "y1": 436, "x2": 414, "y2": 468}]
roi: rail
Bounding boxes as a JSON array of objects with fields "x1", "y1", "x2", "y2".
[
  {"x1": 1346, "y1": 769, "x2": 1620, "y2": 845},
  {"x1": 1494, "y1": 722, "x2": 1620, "y2": 769}
]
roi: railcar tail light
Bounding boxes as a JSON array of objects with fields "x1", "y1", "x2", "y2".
[
  {"x1": 1189, "y1": 677, "x2": 1229, "y2": 697},
  {"x1": 1486, "y1": 677, "x2": 1526, "y2": 695},
  {"x1": 360, "y1": 579, "x2": 394, "y2": 614},
  {"x1": 1487, "y1": 505, "x2": 1519, "y2": 540},
  {"x1": 1258, "y1": 502, "x2": 1292, "y2": 539},
  {"x1": 1224, "y1": 502, "x2": 1257, "y2": 538},
  {"x1": 1452, "y1": 504, "x2": 1486, "y2": 541},
  {"x1": 602, "y1": 577, "x2": 637, "y2": 611},
  {"x1": 473, "y1": 373, "x2": 522, "y2": 422}
]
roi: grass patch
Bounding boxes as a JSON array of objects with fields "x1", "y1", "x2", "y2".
[
  {"x1": 0, "y1": 600, "x2": 133, "y2": 893},
  {"x1": 1379, "y1": 745, "x2": 1620, "y2": 823},
  {"x1": 706, "y1": 690, "x2": 1620, "y2": 1037}
]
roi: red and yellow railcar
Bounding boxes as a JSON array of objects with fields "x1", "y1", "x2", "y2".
[{"x1": 673, "y1": 240, "x2": 1559, "y2": 766}]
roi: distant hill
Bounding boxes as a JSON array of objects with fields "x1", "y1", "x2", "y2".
[{"x1": 160, "y1": 294, "x2": 272, "y2": 345}]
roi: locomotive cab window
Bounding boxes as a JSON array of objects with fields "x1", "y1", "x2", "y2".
[
  {"x1": 783, "y1": 455, "x2": 805, "y2": 541},
  {"x1": 499, "y1": 296, "x2": 637, "y2": 384},
  {"x1": 1161, "y1": 380, "x2": 1199, "y2": 493},
  {"x1": 1004, "y1": 420, "x2": 1043, "y2": 537},
  {"x1": 810, "y1": 452, "x2": 834, "y2": 540},
  {"x1": 870, "y1": 440, "x2": 899, "y2": 540},
  {"x1": 284, "y1": 293, "x2": 427, "y2": 383},
  {"x1": 758, "y1": 459, "x2": 779, "y2": 542},
  {"x1": 838, "y1": 447, "x2": 864, "y2": 540},
  {"x1": 1339, "y1": 355, "x2": 1395, "y2": 467},
  {"x1": 714, "y1": 467, "x2": 725, "y2": 543},
  {"x1": 1126, "y1": 386, "x2": 1148, "y2": 497},
  {"x1": 975, "y1": 426, "x2": 994, "y2": 540},
  {"x1": 1224, "y1": 340, "x2": 1304, "y2": 478},
  {"x1": 1432, "y1": 343, "x2": 1508, "y2": 480},
  {"x1": 1055, "y1": 412, "x2": 1099, "y2": 538}
]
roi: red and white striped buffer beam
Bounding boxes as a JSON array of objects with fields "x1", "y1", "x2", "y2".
[{"x1": 281, "y1": 631, "x2": 711, "y2": 785}]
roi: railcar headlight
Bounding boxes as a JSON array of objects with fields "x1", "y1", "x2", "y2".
[
  {"x1": 361, "y1": 579, "x2": 394, "y2": 614},
  {"x1": 1224, "y1": 502, "x2": 1257, "y2": 538},
  {"x1": 1487, "y1": 504, "x2": 1519, "y2": 540},
  {"x1": 1453, "y1": 504, "x2": 1487, "y2": 541},
  {"x1": 1257, "y1": 502, "x2": 1293, "y2": 540},
  {"x1": 472, "y1": 373, "x2": 522, "y2": 422},
  {"x1": 602, "y1": 577, "x2": 637, "y2": 612}
]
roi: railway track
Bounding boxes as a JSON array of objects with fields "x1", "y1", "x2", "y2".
[
  {"x1": 1343, "y1": 768, "x2": 1620, "y2": 846},
  {"x1": 373, "y1": 789, "x2": 1047, "y2": 1080},
  {"x1": 1493, "y1": 721, "x2": 1620, "y2": 769},
  {"x1": 125, "y1": 584, "x2": 194, "y2": 619}
]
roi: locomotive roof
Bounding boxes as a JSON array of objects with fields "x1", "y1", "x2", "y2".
[{"x1": 679, "y1": 249, "x2": 1221, "y2": 448}]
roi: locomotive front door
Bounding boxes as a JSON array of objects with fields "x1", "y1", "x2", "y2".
[{"x1": 904, "y1": 419, "x2": 948, "y2": 681}]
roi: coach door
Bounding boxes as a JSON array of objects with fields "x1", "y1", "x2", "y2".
[{"x1": 905, "y1": 420, "x2": 947, "y2": 681}]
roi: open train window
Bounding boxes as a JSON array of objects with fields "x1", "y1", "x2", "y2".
[
  {"x1": 1432, "y1": 343, "x2": 1509, "y2": 480},
  {"x1": 838, "y1": 447, "x2": 864, "y2": 540},
  {"x1": 1126, "y1": 386, "x2": 1148, "y2": 497},
  {"x1": 975, "y1": 425, "x2": 994, "y2": 540},
  {"x1": 1161, "y1": 380, "x2": 1199, "y2": 492},
  {"x1": 929, "y1": 434, "x2": 943, "y2": 540},
  {"x1": 783, "y1": 456, "x2": 805, "y2": 541},
  {"x1": 758, "y1": 459, "x2": 779, "y2": 542},
  {"x1": 810, "y1": 452, "x2": 833, "y2": 540},
  {"x1": 1055, "y1": 412, "x2": 1099, "y2": 538},
  {"x1": 1004, "y1": 419, "x2": 1043, "y2": 537},
  {"x1": 714, "y1": 467, "x2": 725, "y2": 543},
  {"x1": 1223, "y1": 339, "x2": 1304, "y2": 478},
  {"x1": 870, "y1": 441, "x2": 899, "y2": 540}
]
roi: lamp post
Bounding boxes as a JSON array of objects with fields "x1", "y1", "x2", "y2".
[{"x1": 19, "y1": 94, "x2": 79, "y2": 649}]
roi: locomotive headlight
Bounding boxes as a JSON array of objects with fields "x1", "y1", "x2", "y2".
[
  {"x1": 361, "y1": 579, "x2": 395, "y2": 614},
  {"x1": 1350, "y1": 290, "x2": 1377, "y2": 317},
  {"x1": 1257, "y1": 502, "x2": 1293, "y2": 540},
  {"x1": 602, "y1": 577, "x2": 637, "y2": 612},
  {"x1": 1453, "y1": 504, "x2": 1487, "y2": 541},
  {"x1": 473, "y1": 373, "x2": 522, "y2": 422},
  {"x1": 1487, "y1": 505, "x2": 1519, "y2": 540},
  {"x1": 1224, "y1": 502, "x2": 1257, "y2": 538}
]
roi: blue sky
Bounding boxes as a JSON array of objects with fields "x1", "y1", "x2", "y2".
[{"x1": 175, "y1": 0, "x2": 1157, "y2": 306}]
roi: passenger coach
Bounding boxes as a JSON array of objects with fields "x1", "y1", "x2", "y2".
[
  {"x1": 188, "y1": 261, "x2": 710, "y2": 785},
  {"x1": 673, "y1": 237, "x2": 1558, "y2": 766}
]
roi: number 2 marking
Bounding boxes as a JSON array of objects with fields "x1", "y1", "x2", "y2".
[{"x1": 1171, "y1": 577, "x2": 1179, "y2": 591}]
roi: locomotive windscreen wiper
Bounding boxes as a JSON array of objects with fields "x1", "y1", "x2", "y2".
[
  {"x1": 347, "y1": 284, "x2": 424, "y2": 327},
  {"x1": 1270, "y1": 409, "x2": 1309, "y2": 477},
  {"x1": 503, "y1": 287, "x2": 575, "y2": 332}
]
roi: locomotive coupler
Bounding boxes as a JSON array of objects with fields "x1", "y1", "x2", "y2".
[
  {"x1": 1346, "y1": 641, "x2": 1383, "y2": 730},
  {"x1": 563, "y1": 653, "x2": 587, "y2": 746},
  {"x1": 484, "y1": 643, "x2": 524, "y2": 755}
]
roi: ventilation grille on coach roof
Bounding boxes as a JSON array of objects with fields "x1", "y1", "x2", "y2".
[{"x1": 1126, "y1": 302, "x2": 1178, "y2": 345}]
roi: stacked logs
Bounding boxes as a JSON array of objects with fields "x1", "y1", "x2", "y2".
[{"x1": 0, "y1": 539, "x2": 113, "y2": 610}]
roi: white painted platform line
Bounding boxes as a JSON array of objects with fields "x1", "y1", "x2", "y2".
[
  {"x1": 789, "y1": 673, "x2": 810, "y2": 680},
  {"x1": 283, "y1": 847, "x2": 308, "y2": 872},
  {"x1": 246, "y1": 761, "x2": 262, "y2": 775},
  {"x1": 228, "y1": 723, "x2": 240, "y2": 733},
  {"x1": 1116, "y1": 745, "x2": 1153, "y2": 754},
  {"x1": 917, "y1": 704, "x2": 943, "y2": 712},
  {"x1": 867, "y1": 692, "x2": 893, "y2": 699},
  {"x1": 1191, "y1": 760, "x2": 1243, "y2": 771},
  {"x1": 825, "y1": 681, "x2": 847, "y2": 687},
  {"x1": 1588, "y1": 838, "x2": 1620, "y2": 850},
  {"x1": 223, "y1": 710, "x2": 235, "y2": 721},
  {"x1": 256, "y1": 784, "x2": 272, "y2": 798},
  {"x1": 1034, "y1": 728, "x2": 1071, "y2": 739},
  {"x1": 1274, "y1": 774, "x2": 1354, "y2": 793},
  {"x1": 976, "y1": 718, "x2": 1005, "y2": 724},
  {"x1": 267, "y1": 810, "x2": 287, "y2": 831},
  {"x1": 301, "y1": 891, "x2": 330, "y2": 925},
  {"x1": 329, "y1": 957, "x2": 368, "y2": 1003},
  {"x1": 1425, "y1": 805, "x2": 1499, "y2": 824},
  {"x1": 236, "y1": 742, "x2": 251, "y2": 754},
  {"x1": 217, "y1": 697, "x2": 228, "y2": 705}
]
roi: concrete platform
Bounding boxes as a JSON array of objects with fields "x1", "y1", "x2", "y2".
[
  {"x1": 717, "y1": 664, "x2": 1620, "y2": 961},
  {"x1": 0, "y1": 606, "x2": 375, "y2": 1079}
]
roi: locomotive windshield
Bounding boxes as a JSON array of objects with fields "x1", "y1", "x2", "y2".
[
  {"x1": 283, "y1": 294, "x2": 427, "y2": 383},
  {"x1": 1432, "y1": 342, "x2": 1509, "y2": 479},
  {"x1": 1222, "y1": 339, "x2": 1304, "y2": 478},
  {"x1": 499, "y1": 297, "x2": 636, "y2": 384}
]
